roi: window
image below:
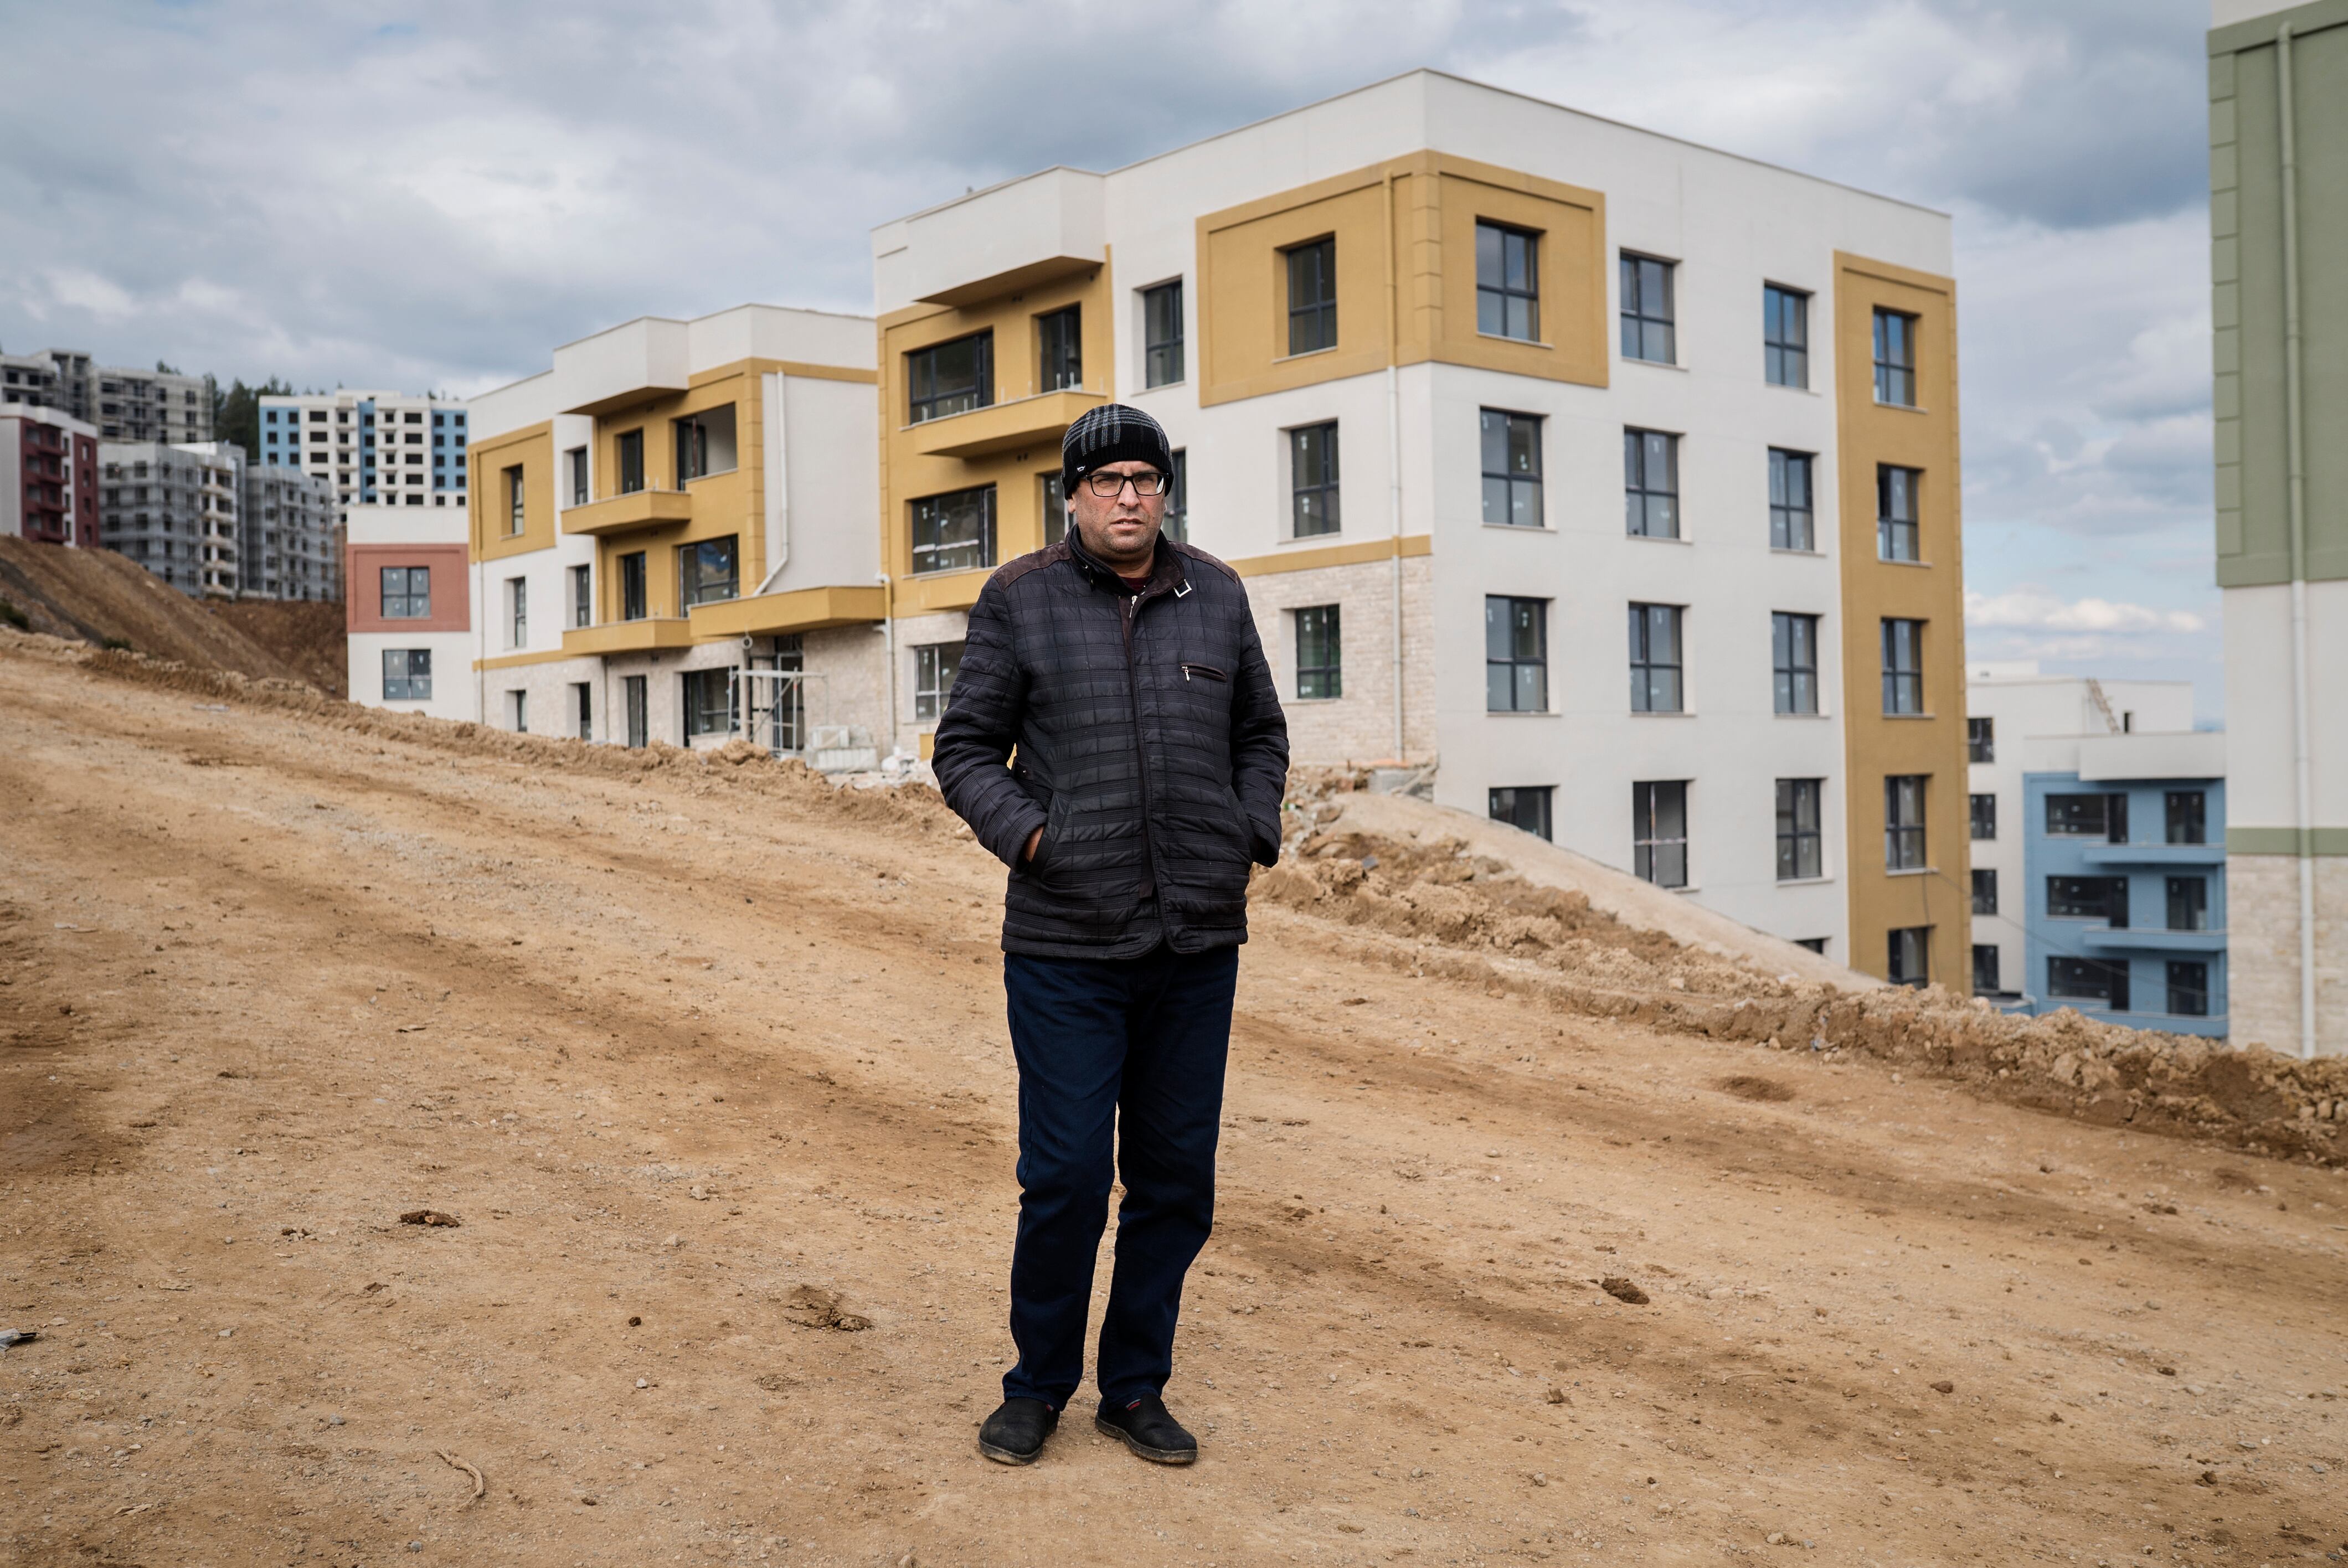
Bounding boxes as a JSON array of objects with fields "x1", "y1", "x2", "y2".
[
  {"x1": 1163, "y1": 450, "x2": 1188, "y2": 544},
  {"x1": 1972, "y1": 944, "x2": 2001, "y2": 996},
  {"x1": 567, "y1": 437, "x2": 593, "y2": 500},
  {"x1": 1772, "y1": 612, "x2": 1819, "y2": 715},
  {"x1": 507, "y1": 576, "x2": 527, "y2": 648},
  {"x1": 1476, "y1": 222, "x2": 1539, "y2": 341},
  {"x1": 573, "y1": 682, "x2": 592, "y2": 741},
  {"x1": 1489, "y1": 786, "x2": 1553, "y2": 842},
  {"x1": 1768, "y1": 449, "x2": 1814, "y2": 550},
  {"x1": 1884, "y1": 775, "x2": 1927, "y2": 870},
  {"x1": 1295, "y1": 605, "x2": 1341, "y2": 699},
  {"x1": 2048, "y1": 875, "x2": 2129, "y2": 926},
  {"x1": 914, "y1": 642, "x2": 963, "y2": 723},
  {"x1": 1480, "y1": 410, "x2": 1542, "y2": 528},
  {"x1": 503, "y1": 465, "x2": 524, "y2": 534},
  {"x1": 2165, "y1": 790, "x2": 2207, "y2": 845},
  {"x1": 1881, "y1": 618, "x2": 1924, "y2": 714},
  {"x1": 379, "y1": 565, "x2": 430, "y2": 619},
  {"x1": 908, "y1": 332, "x2": 992, "y2": 424},
  {"x1": 506, "y1": 689, "x2": 528, "y2": 734},
  {"x1": 1873, "y1": 308, "x2": 1917, "y2": 406},
  {"x1": 1628, "y1": 603, "x2": 1684, "y2": 713},
  {"x1": 910, "y1": 485, "x2": 996, "y2": 575},
  {"x1": 1972, "y1": 868, "x2": 1999, "y2": 915},
  {"x1": 681, "y1": 668, "x2": 735, "y2": 741},
  {"x1": 1619, "y1": 252, "x2": 1676, "y2": 363},
  {"x1": 382, "y1": 648, "x2": 431, "y2": 700},
  {"x1": 1877, "y1": 465, "x2": 1920, "y2": 561},
  {"x1": 615, "y1": 430, "x2": 643, "y2": 495},
  {"x1": 1794, "y1": 938, "x2": 1829, "y2": 955},
  {"x1": 1763, "y1": 284, "x2": 1809, "y2": 388},
  {"x1": 1040, "y1": 472, "x2": 1067, "y2": 546},
  {"x1": 1285, "y1": 238, "x2": 1337, "y2": 355},
  {"x1": 2048, "y1": 956, "x2": 2129, "y2": 1012},
  {"x1": 2166, "y1": 875, "x2": 2210, "y2": 932},
  {"x1": 1142, "y1": 281, "x2": 1184, "y2": 388},
  {"x1": 1623, "y1": 429, "x2": 1679, "y2": 538},
  {"x1": 677, "y1": 537, "x2": 739, "y2": 607},
  {"x1": 1970, "y1": 792, "x2": 1997, "y2": 840},
  {"x1": 2046, "y1": 792, "x2": 2128, "y2": 842},
  {"x1": 1887, "y1": 926, "x2": 1930, "y2": 988},
  {"x1": 1776, "y1": 778, "x2": 1823, "y2": 881},
  {"x1": 673, "y1": 405, "x2": 736, "y2": 484},
  {"x1": 619, "y1": 551, "x2": 647, "y2": 621},
  {"x1": 1633, "y1": 781, "x2": 1689, "y2": 889},
  {"x1": 1290, "y1": 422, "x2": 1339, "y2": 538},
  {"x1": 1968, "y1": 716, "x2": 1995, "y2": 764},
  {"x1": 1036, "y1": 307, "x2": 1081, "y2": 395},
  {"x1": 570, "y1": 565, "x2": 591, "y2": 629},
  {"x1": 2166, "y1": 960, "x2": 2210, "y2": 1017},
  {"x1": 624, "y1": 675, "x2": 648, "y2": 749},
  {"x1": 1485, "y1": 596, "x2": 1548, "y2": 713}
]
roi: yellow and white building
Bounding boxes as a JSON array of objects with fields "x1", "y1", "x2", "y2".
[{"x1": 868, "y1": 70, "x2": 1970, "y2": 982}]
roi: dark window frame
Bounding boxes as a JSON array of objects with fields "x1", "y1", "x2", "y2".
[
  {"x1": 1633, "y1": 780, "x2": 1689, "y2": 889},
  {"x1": 570, "y1": 564, "x2": 591, "y2": 630},
  {"x1": 2166, "y1": 960, "x2": 2210, "y2": 1017},
  {"x1": 677, "y1": 536, "x2": 739, "y2": 608},
  {"x1": 624, "y1": 674, "x2": 648, "y2": 749},
  {"x1": 1489, "y1": 786, "x2": 1553, "y2": 842},
  {"x1": 1480, "y1": 409, "x2": 1543, "y2": 528},
  {"x1": 681, "y1": 667, "x2": 737, "y2": 741},
  {"x1": 1970, "y1": 791, "x2": 1997, "y2": 840},
  {"x1": 2048, "y1": 955, "x2": 2130, "y2": 1012},
  {"x1": 1878, "y1": 464, "x2": 1922, "y2": 561},
  {"x1": 1036, "y1": 306, "x2": 1082, "y2": 395},
  {"x1": 1884, "y1": 774, "x2": 1928, "y2": 871},
  {"x1": 615, "y1": 430, "x2": 643, "y2": 496},
  {"x1": 1887, "y1": 926, "x2": 1930, "y2": 988},
  {"x1": 382, "y1": 647, "x2": 432, "y2": 700},
  {"x1": 1163, "y1": 449, "x2": 1187, "y2": 544},
  {"x1": 1763, "y1": 283, "x2": 1809, "y2": 388},
  {"x1": 2165, "y1": 790, "x2": 2207, "y2": 845},
  {"x1": 1484, "y1": 595, "x2": 1549, "y2": 714},
  {"x1": 1769, "y1": 448, "x2": 1815, "y2": 551},
  {"x1": 1290, "y1": 421, "x2": 1340, "y2": 538},
  {"x1": 1295, "y1": 604, "x2": 1342, "y2": 700},
  {"x1": 907, "y1": 331, "x2": 994, "y2": 425},
  {"x1": 910, "y1": 484, "x2": 998, "y2": 576},
  {"x1": 1619, "y1": 251, "x2": 1677, "y2": 364},
  {"x1": 1972, "y1": 867, "x2": 1998, "y2": 915},
  {"x1": 1629, "y1": 602, "x2": 1684, "y2": 713},
  {"x1": 1873, "y1": 307, "x2": 1918, "y2": 406},
  {"x1": 1142, "y1": 281, "x2": 1184, "y2": 388},
  {"x1": 1475, "y1": 221, "x2": 1541, "y2": 342},
  {"x1": 1285, "y1": 238, "x2": 1337, "y2": 357},
  {"x1": 1968, "y1": 716, "x2": 1995, "y2": 764},
  {"x1": 1776, "y1": 777, "x2": 1823, "y2": 881},
  {"x1": 1773, "y1": 611, "x2": 1819, "y2": 715},
  {"x1": 913, "y1": 641, "x2": 964, "y2": 723},
  {"x1": 1881, "y1": 618, "x2": 1924, "y2": 715},
  {"x1": 1624, "y1": 427, "x2": 1680, "y2": 538},
  {"x1": 1972, "y1": 943, "x2": 2001, "y2": 996},
  {"x1": 619, "y1": 551, "x2": 647, "y2": 622},
  {"x1": 379, "y1": 564, "x2": 430, "y2": 620},
  {"x1": 566, "y1": 445, "x2": 588, "y2": 506},
  {"x1": 2046, "y1": 792, "x2": 2129, "y2": 842},
  {"x1": 2047, "y1": 875, "x2": 2130, "y2": 927},
  {"x1": 503, "y1": 464, "x2": 525, "y2": 533},
  {"x1": 2165, "y1": 875, "x2": 2210, "y2": 932}
]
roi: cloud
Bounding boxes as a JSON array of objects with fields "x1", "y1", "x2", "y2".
[{"x1": 1965, "y1": 589, "x2": 2206, "y2": 635}]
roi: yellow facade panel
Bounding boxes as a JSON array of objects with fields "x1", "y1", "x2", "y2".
[
  {"x1": 687, "y1": 584, "x2": 886, "y2": 639},
  {"x1": 560, "y1": 617, "x2": 697, "y2": 657},
  {"x1": 470, "y1": 422, "x2": 556, "y2": 563}
]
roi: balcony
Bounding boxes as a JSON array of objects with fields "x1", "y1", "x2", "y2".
[
  {"x1": 688, "y1": 585, "x2": 887, "y2": 639},
  {"x1": 561, "y1": 617, "x2": 696, "y2": 657},
  {"x1": 2077, "y1": 925, "x2": 2228, "y2": 955},
  {"x1": 2079, "y1": 841, "x2": 2226, "y2": 868},
  {"x1": 553, "y1": 316, "x2": 692, "y2": 417},
  {"x1": 563, "y1": 487, "x2": 693, "y2": 536},
  {"x1": 909, "y1": 388, "x2": 1105, "y2": 462}
]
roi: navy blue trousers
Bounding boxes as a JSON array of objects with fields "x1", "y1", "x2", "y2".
[{"x1": 1000, "y1": 942, "x2": 1237, "y2": 1413}]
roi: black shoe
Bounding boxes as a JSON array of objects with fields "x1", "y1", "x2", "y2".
[
  {"x1": 977, "y1": 1397, "x2": 1058, "y2": 1465},
  {"x1": 1094, "y1": 1392, "x2": 1198, "y2": 1464}
]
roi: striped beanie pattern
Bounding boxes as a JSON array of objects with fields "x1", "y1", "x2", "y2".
[{"x1": 1060, "y1": 403, "x2": 1173, "y2": 496}]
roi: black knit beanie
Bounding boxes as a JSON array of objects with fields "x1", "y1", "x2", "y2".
[{"x1": 1062, "y1": 403, "x2": 1173, "y2": 497}]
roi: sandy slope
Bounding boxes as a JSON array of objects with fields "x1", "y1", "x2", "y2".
[{"x1": 2, "y1": 640, "x2": 2345, "y2": 1568}]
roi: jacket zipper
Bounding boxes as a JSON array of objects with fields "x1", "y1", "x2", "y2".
[
  {"x1": 1122, "y1": 587, "x2": 1166, "y2": 906},
  {"x1": 1181, "y1": 662, "x2": 1228, "y2": 683}
]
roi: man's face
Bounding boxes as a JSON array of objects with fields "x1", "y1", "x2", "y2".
[{"x1": 1068, "y1": 459, "x2": 1166, "y2": 566}]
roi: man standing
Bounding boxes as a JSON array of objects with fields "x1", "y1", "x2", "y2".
[{"x1": 933, "y1": 404, "x2": 1289, "y2": 1466}]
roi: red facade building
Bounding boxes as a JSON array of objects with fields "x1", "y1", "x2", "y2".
[{"x1": 1, "y1": 406, "x2": 99, "y2": 548}]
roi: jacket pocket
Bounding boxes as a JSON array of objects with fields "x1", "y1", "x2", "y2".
[
  {"x1": 1180, "y1": 662, "x2": 1229, "y2": 683},
  {"x1": 1028, "y1": 788, "x2": 1072, "y2": 874}
]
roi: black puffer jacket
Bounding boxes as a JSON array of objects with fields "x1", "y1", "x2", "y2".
[{"x1": 933, "y1": 534, "x2": 1290, "y2": 958}]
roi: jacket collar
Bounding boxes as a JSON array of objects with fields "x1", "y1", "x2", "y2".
[{"x1": 1066, "y1": 529, "x2": 1189, "y2": 599}]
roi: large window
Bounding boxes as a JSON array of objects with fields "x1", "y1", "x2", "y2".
[
  {"x1": 1888, "y1": 927, "x2": 1931, "y2": 988},
  {"x1": 1485, "y1": 596, "x2": 1548, "y2": 713},
  {"x1": 1039, "y1": 472, "x2": 1067, "y2": 546},
  {"x1": 1633, "y1": 781, "x2": 1688, "y2": 889},
  {"x1": 1884, "y1": 774, "x2": 1928, "y2": 870},
  {"x1": 911, "y1": 484, "x2": 997, "y2": 575},
  {"x1": 1295, "y1": 605, "x2": 1341, "y2": 699},
  {"x1": 503, "y1": 465, "x2": 524, "y2": 533},
  {"x1": 2048, "y1": 875, "x2": 2129, "y2": 926},
  {"x1": 1476, "y1": 221, "x2": 1540, "y2": 341},
  {"x1": 615, "y1": 430, "x2": 644, "y2": 495},
  {"x1": 567, "y1": 446, "x2": 588, "y2": 507},
  {"x1": 1878, "y1": 465, "x2": 1920, "y2": 561},
  {"x1": 1763, "y1": 283, "x2": 1809, "y2": 388},
  {"x1": 1286, "y1": 238, "x2": 1337, "y2": 355},
  {"x1": 379, "y1": 565, "x2": 430, "y2": 619},
  {"x1": 1972, "y1": 868, "x2": 1998, "y2": 915},
  {"x1": 1969, "y1": 716, "x2": 1995, "y2": 764},
  {"x1": 1490, "y1": 786, "x2": 1553, "y2": 842},
  {"x1": 674, "y1": 405, "x2": 737, "y2": 485},
  {"x1": 2166, "y1": 875, "x2": 2210, "y2": 932},
  {"x1": 2046, "y1": 792, "x2": 2128, "y2": 842},
  {"x1": 914, "y1": 641, "x2": 963, "y2": 722},
  {"x1": 1628, "y1": 603, "x2": 1683, "y2": 713},
  {"x1": 681, "y1": 668, "x2": 735, "y2": 741},
  {"x1": 1290, "y1": 422, "x2": 1340, "y2": 538},
  {"x1": 1624, "y1": 429, "x2": 1679, "y2": 538},
  {"x1": 1163, "y1": 450, "x2": 1187, "y2": 544},
  {"x1": 1776, "y1": 778, "x2": 1822, "y2": 881},
  {"x1": 1973, "y1": 944, "x2": 2001, "y2": 997},
  {"x1": 1037, "y1": 307, "x2": 1081, "y2": 395},
  {"x1": 1480, "y1": 410, "x2": 1542, "y2": 528},
  {"x1": 1619, "y1": 252, "x2": 1676, "y2": 364},
  {"x1": 2166, "y1": 960, "x2": 2210, "y2": 1017},
  {"x1": 1881, "y1": 618, "x2": 1924, "y2": 715},
  {"x1": 2048, "y1": 955, "x2": 2129, "y2": 1012},
  {"x1": 908, "y1": 332, "x2": 993, "y2": 424},
  {"x1": 382, "y1": 648, "x2": 431, "y2": 700},
  {"x1": 570, "y1": 564, "x2": 591, "y2": 629},
  {"x1": 619, "y1": 551, "x2": 647, "y2": 621},
  {"x1": 678, "y1": 537, "x2": 739, "y2": 607},
  {"x1": 1873, "y1": 308, "x2": 1917, "y2": 406},
  {"x1": 1970, "y1": 792, "x2": 1997, "y2": 840},
  {"x1": 1142, "y1": 281, "x2": 1184, "y2": 388},
  {"x1": 1772, "y1": 612, "x2": 1818, "y2": 715},
  {"x1": 1768, "y1": 449, "x2": 1814, "y2": 551},
  {"x1": 2165, "y1": 790, "x2": 2207, "y2": 845}
]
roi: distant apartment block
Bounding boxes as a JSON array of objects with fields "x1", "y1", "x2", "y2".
[
  {"x1": 240, "y1": 460, "x2": 340, "y2": 601},
  {"x1": 347, "y1": 501, "x2": 477, "y2": 721},
  {"x1": 99, "y1": 441, "x2": 244, "y2": 596},
  {"x1": 258, "y1": 389, "x2": 469, "y2": 520},
  {"x1": 1, "y1": 405, "x2": 100, "y2": 548},
  {"x1": 1, "y1": 347, "x2": 212, "y2": 443}
]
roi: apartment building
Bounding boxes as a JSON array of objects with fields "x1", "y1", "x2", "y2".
[
  {"x1": 2209, "y1": 0, "x2": 2347, "y2": 1053},
  {"x1": 99, "y1": 440, "x2": 243, "y2": 595},
  {"x1": 464, "y1": 305, "x2": 878, "y2": 750},
  {"x1": 0, "y1": 405, "x2": 100, "y2": 548},
  {"x1": 1, "y1": 348, "x2": 211, "y2": 443},
  {"x1": 258, "y1": 389, "x2": 470, "y2": 522},
  {"x1": 869, "y1": 70, "x2": 1969, "y2": 979},
  {"x1": 347, "y1": 501, "x2": 477, "y2": 721},
  {"x1": 240, "y1": 460, "x2": 339, "y2": 601}
]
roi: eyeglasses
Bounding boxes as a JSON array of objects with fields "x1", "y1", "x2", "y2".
[{"x1": 1082, "y1": 470, "x2": 1170, "y2": 498}]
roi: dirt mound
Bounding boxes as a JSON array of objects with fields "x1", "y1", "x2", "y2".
[
  {"x1": 0, "y1": 537, "x2": 316, "y2": 685},
  {"x1": 199, "y1": 597, "x2": 347, "y2": 697}
]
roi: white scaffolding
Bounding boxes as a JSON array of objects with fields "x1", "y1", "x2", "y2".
[{"x1": 734, "y1": 668, "x2": 878, "y2": 774}]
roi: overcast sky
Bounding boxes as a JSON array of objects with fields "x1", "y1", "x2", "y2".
[{"x1": 0, "y1": 0, "x2": 2221, "y2": 715}]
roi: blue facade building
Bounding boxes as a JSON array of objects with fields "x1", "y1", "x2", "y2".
[
  {"x1": 256, "y1": 390, "x2": 468, "y2": 520},
  {"x1": 2021, "y1": 730, "x2": 2228, "y2": 1036}
]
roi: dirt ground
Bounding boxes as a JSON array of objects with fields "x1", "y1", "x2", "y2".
[{"x1": 3, "y1": 638, "x2": 2345, "y2": 1568}]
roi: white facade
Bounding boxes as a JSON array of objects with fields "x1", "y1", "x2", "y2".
[
  {"x1": 257, "y1": 389, "x2": 468, "y2": 522},
  {"x1": 99, "y1": 440, "x2": 243, "y2": 595},
  {"x1": 347, "y1": 501, "x2": 477, "y2": 723},
  {"x1": 239, "y1": 461, "x2": 339, "y2": 601}
]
